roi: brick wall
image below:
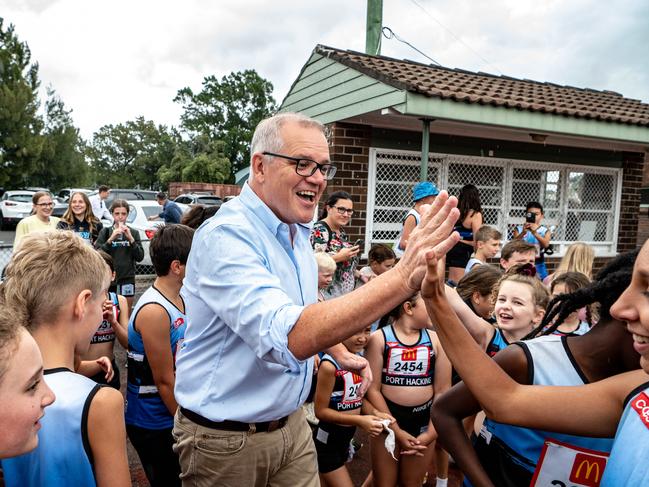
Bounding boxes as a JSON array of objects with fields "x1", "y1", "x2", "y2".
[
  {"x1": 618, "y1": 152, "x2": 644, "y2": 252},
  {"x1": 168, "y1": 182, "x2": 241, "y2": 199},
  {"x1": 321, "y1": 122, "x2": 372, "y2": 243}
]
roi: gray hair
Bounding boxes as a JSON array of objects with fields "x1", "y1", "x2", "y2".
[{"x1": 249, "y1": 113, "x2": 326, "y2": 181}]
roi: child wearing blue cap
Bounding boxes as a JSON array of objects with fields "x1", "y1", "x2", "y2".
[{"x1": 394, "y1": 181, "x2": 439, "y2": 258}]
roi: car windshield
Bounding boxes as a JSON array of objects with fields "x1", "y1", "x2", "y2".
[
  {"x1": 8, "y1": 194, "x2": 33, "y2": 203},
  {"x1": 197, "y1": 197, "x2": 222, "y2": 205}
]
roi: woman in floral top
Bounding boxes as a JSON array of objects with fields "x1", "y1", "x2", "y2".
[{"x1": 311, "y1": 191, "x2": 360, "y2": 298}]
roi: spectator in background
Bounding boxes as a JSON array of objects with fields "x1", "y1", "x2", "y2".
[
  {"x1": 358, "y1": 244, "x2": 396, "y2": 283},
  {"x1": 13, "y1": 191, "x2": 60, "y2": 250},
  {"x1": 181, "y1": 204, "x2": 220, "y2": 229},
  {"x1": 513, "y1": 202, "x2": 552, "y2": 280},
  {"x1": 89, "y1": 185, "x2": 112, "y2": 222},
  {"x1": 464, "y1": 225, "x2": 502, "y2": 274},
  {"x1": 57, "y1": 191, "x2": 103, "y2": 246},
  {"x1": 499, "y1": 240, "x2": 537, "y2": 271},
  {"x1": 95, "y1": 199, "x2": 144, "y2": 310},
  {"x1": 311, "y1": 191, "x2": 359, "y2": 297},
  {"x1": 314, "y1": 252, "x2": 337, "y2": 303},
  {"x1": 447, "y1": 184, "x2": 483, "y2": 284},
  {"x1": 394, "y1": 181, "x2": 439, "y2": 258},
  {"x1": 150, "y1": 192, "x2": 182, "y2": 224},
  {"x1": 544, "y1": 241, "x2": 595, "y2": 285}
]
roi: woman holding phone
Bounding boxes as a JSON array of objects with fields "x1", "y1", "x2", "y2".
[
  {"x1": 95, "y1": 199, "x2": 144, "y2": 310},
  {"x1": 311, "y1": 191, "x2": 359, "y2": 297}
]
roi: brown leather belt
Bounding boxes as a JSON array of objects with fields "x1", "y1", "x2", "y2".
[{"x1": 180, "y1": 407, "x2": 288, "y2": 433}]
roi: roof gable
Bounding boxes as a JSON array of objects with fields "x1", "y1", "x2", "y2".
[{"x1": 315, "y1": 44, "x2": 649, "y2": 127}]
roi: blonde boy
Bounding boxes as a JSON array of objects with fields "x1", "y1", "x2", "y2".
[{"x1": 465, "y1": 226, "x2": 502, "y2": 274}]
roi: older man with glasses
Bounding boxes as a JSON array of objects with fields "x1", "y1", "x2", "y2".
[
  {"x1": 173, "y1": 112, "x2": 461, "y2": 487},
  {"x1": 13, "y1": 191, "x2": 60, "y2": 250}
]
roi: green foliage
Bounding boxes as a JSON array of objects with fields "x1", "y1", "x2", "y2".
[
  {"x1": 0, "y1": 20, "x2": 44, "y2": 187},
  {"x1": 158, "y1": 134, "x2": 231, "y2": 186},
  {"x1": 35, "y1": 88, "x2": 89, "y2": 188},
  {"x1": 174, "y1": 69, "x2": 276, "y2": 178},
  {"x1": 85, "y1": 117, "x2": 176, "y2": 189}
]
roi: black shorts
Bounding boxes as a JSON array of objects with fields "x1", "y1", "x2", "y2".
[
  {"x1": 313, "y1": 422, "x2": 356, "y2": 473},
  {"x1": 89, "y1": 358, "x2": 121, "y2": 390},
  {"x1": 446, "y1": 242, "x2": 473, "y2": 268},
  {"x1": 385, "y1": 397, "x2": 432, "y2": 438}
]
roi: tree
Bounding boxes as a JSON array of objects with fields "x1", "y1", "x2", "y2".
[
  {"x1": 174, "y1": 69, "x2": 276, "y2": 179},
  {"x1": 86, "y1": 117, "x2": 176, "y2": 189},
  {"x1": 158, "y1": 134, "x2": 230, "y2": 187},
  {"x1": 35, "y1": 87, "x2": 89, "y2": 188},
  {"x1": 0, "y1": 20, "x2": 43, "y2": 187}
]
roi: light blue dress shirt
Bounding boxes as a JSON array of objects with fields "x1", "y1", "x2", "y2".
[{"x1": 174, "y1": 183, "x2": 316, "y2": 422}]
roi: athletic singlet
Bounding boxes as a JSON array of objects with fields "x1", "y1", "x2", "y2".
[
  {"x1": 485, "y1": 328, "x2": 509, "y2": 357},
  {"x1": 91, "y1": 292, "x2": 119, "y2": 344},
  {"x1": 464, "y1": 257, "x2": 484, "y2": 274},
  {"x1": 381, "y1": 325, "x2": 435, "y2": 387},
  {"x1": 394, "y1": 209, "x2": 420, "y2": 258},
  {"x1": 126, "y1": 285, "x2": 186, "y2": 430},
  {"x1": 601, "y1": 381, "x2": 649, "y2": 486},
  {"x1": 467, "y1": 335, "x2": 614, "y2": 487},
  {"x1": 320, "y1": 354, "x2": 363, "y2": 412},
  {"x1": 1, "y1": 369, "x2": 100, "y2": 487},
  {"x1": 551, "y1": 321, "x2": 590, "y2": 337}
]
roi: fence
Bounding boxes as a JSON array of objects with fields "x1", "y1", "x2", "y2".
[{"x1": 366, "y1": 148, "x2": 622, "y2": 256}]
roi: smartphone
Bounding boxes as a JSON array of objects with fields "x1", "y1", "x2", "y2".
[
  {"x1": 525, "y1": 212, "x2": 536, "y2": 224},
  {"x1": 353, "y1": 239, "x2": 364, "y2": 248}
]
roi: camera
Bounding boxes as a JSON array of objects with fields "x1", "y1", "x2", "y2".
[{"x1": 525, "y1": 212, "x2": 536, "y2": 224}]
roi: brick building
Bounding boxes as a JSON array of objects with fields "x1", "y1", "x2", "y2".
[{"x1": 279, "y1": 45, "x2": 649, "y2": 264}]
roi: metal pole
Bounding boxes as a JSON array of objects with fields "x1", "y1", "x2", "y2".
[{"x1": 420, "y1": 119, "x2": 430, "y2": 181}]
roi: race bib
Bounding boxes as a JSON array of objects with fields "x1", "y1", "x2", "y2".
[
  {"x1": 531, "y1": 438, "x2": 609, "y2": 487},
  {"x1": 386, "y1": 346, "x2": 430, "y2": 376},
  {"x1": 341, "y1": 371, "x2": 362, "y2": 404}
]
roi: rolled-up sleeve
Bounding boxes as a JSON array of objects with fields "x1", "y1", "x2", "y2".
[{"x1": 195, "y1": 224, "x2": 307, "y2": 372}]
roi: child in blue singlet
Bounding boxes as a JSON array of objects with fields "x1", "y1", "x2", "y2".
[
  {"x1": 0, "y1": 231, "x2": 130, "y2": 487},
  {"x1": 313, "y1": 324, "x2": 391, "y2": 486},
  {"x1": 125, "y1": 224, "x2": 194, "y2": 487},
  {"x1": 366, "y1": 292, "x2": 452, "y2": 487},
  {"x1": 445, "y1": 264, "x2": 550, "y2": 357},
  {"x1": 421, "y1": 234, "x2": 649, "y2": 487},
  {"x1": 0, "y1": 305, "x2": 55, "y2": 460}
]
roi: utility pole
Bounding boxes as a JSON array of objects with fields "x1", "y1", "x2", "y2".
[{"x1": 365, "y1": 0, "x2": 383, "y2": 55}]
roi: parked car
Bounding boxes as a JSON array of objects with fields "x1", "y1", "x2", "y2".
[
  {"x1": 174, "y1": 193, "x2": 223, "y2": 206},
  {"x1": 89, "y1": 188, "x2": 158, "y2": 209},
  {"x1": 0, "y1": 191, "x2": 34, "y2": 230},
  {"x1": 57, "y1": 188, "x2": 93, "y2": 202},
  {"x1": 0, "y1": 189, "x2": 69, "y2": 228},
  {"x1": 101, "y1": 200, "x2": 164, "y2": 267}
]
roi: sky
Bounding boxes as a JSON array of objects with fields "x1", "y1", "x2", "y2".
[{"x1": 2, "y1": 0, "x2": 648, "y2": 139}]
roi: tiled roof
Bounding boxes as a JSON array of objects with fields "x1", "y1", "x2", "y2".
[{"x1": 316, "y1": 45, "x2": 649, "y2": 127}]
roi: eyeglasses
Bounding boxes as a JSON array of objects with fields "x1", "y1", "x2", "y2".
[
  {"x1": 262, "y1": 152, "x2": 337, "y2": 180},
  {"x1": 35, "y1": 202, "x2": 54, "y2": 207},
  {"x1": 334, "y1": 206, "x2": 354, "y2": 216}
]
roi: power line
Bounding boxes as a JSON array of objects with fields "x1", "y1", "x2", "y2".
[
  {"x1": 382, "y1": 27, "x2": 441, "y2": 66},
  {"x1": 407, "y1": 0, "x2": 504, "y2": 75}
]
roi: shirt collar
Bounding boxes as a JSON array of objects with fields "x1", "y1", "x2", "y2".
[{"x1": 238, "y1": 183, "x2": 312, "y2": 237}]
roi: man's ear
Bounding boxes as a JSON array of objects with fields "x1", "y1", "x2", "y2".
[
  {"x1": 250, "y1": 153, "x2": 267, "y2": 183},
  {"x1": 500, "y1": 258, "x2": 508, "y2": 269}
]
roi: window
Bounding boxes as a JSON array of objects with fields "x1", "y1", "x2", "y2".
[{"x1": 367, "y1": 148, "x2": 622, "y2": 255}]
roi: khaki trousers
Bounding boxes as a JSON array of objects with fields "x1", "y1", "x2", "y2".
[{"x1": 172, "y1": 408, "x2": 319, "y2": 487}]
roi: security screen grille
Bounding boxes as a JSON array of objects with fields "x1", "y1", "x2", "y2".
[{"x1": 366, "y1": 148, "x2": 622, "y2": 256}]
